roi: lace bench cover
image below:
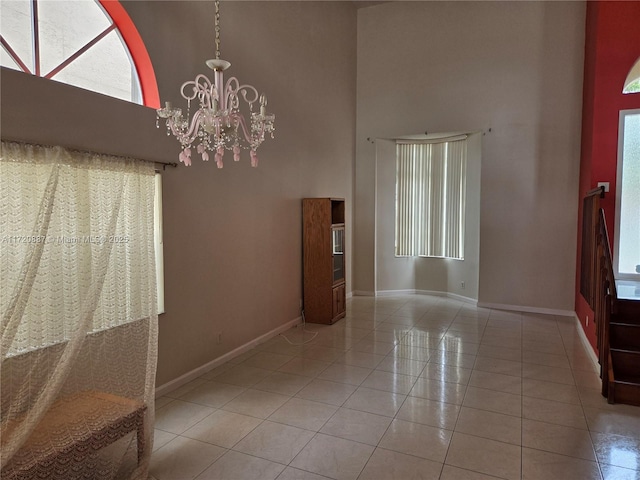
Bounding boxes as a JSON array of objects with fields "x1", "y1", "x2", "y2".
[{"x1": 1, "y1": 391, "x2": 146, "y2": 479}]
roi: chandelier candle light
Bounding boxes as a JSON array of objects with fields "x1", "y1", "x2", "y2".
[{"x1": 156, "y1": 0, "x2": 275, "y2": 167}]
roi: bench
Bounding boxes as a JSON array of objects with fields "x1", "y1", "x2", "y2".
[{"x1": 1, "y1": 391, "x2": 146, "y2": 479}]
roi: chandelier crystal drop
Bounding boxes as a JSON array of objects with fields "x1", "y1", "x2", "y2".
[{"x1": 156, "y1": 0, "x2": 275, "y2": 167}]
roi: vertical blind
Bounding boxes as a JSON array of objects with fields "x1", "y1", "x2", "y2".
[{"x1": 395, "y1": 139, "x2": 467, "y2": 259}]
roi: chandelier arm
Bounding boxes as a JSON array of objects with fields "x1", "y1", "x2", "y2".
[
  {"x1": 180, "y1": 74, "x2": 215, "y2": 108},
  {"x1": 166, "y1": 109, "x2": 205, "y2": 147},
  {"x1": 224, "y1": 77, "x2": 260, "y2": 110}
]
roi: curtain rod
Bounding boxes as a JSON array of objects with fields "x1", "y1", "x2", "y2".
[
  {"x1": 396, "y1": 133, "x2": 468, "y2": 145},
  {"x1": 1, "y1": 138, "x2": 178, "y2": 170}
]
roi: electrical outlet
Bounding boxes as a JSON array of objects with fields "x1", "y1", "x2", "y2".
[
  {"x1": 586, "y1": 316, "x2": 589, "y2": 327},
  {"x1": 460, "y1": 281, "x2": 465, "y2": 289}
]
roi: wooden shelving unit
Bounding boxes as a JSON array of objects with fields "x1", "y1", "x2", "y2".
[{"x1": 302, "y1": 198, "x2": 346, "y2": 324}]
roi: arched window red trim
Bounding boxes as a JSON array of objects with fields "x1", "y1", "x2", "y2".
[{"x1": 99, "y1": 0, "x2": 160, "y2": 108}]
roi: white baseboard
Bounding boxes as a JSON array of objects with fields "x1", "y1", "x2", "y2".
[
  {"x1": 155, "y1": 316, "x2": 301, "y2": 398},
  {"x1": 355, "y1": 290, "x2": 574, "y2": 316},
  {"x1": 351, "y1": 290, "x2": 375, "y2": 296},
  {"x1": 477, "y1": 301, "x2": 575, "y2": 317},
  {"x1": 574, "y1": 313, "x2": 600, "y2": 372},
  {"x1": 437, "y1": 291, "x2": 478, "y2": 305},
  {"x1": 373, "y1": 289, "x2": 477, "y2": 305},
  {"x1": 375, "y1": 289, "x2": 417, "y2": 296}
]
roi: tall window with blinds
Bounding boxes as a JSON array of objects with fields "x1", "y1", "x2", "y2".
[{"x1": 395, "y1": 139, "x2": 467, "y2": 259}]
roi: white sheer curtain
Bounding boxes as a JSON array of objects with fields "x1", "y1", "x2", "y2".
[
  {"x1": 1, "y1": 142, "x2": 158, "y2": 480},
  {"x1": 395, "y1": 139, "x2": 467, "y2": 259}
]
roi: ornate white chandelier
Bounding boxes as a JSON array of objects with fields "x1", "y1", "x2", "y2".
[{"x1": 156, "y1": 0, "x2": 275, "y2": 167}]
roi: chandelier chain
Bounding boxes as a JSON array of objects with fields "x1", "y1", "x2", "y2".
[{"x1": 214, "y1": 0, "x2": 221, "y2": 59}]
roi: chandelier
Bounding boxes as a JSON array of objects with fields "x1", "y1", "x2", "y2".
[{"x1": 156, "y1": 0, "x2": 275, "y2": 167}]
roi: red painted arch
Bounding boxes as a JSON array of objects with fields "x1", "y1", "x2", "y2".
[{"x1": 100, "y1": 0, "x2": 160, "y2": 109}]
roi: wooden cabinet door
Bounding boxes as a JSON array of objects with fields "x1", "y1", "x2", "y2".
[{"x1": 332, "y1": 283, "x2": 346, "y2": 320}]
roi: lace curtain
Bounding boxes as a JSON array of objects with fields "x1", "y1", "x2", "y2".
[{"x1": 0, "y1": 142, "x2": 158, "y2": 479}]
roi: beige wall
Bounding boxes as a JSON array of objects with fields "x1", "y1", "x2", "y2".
[
  {"x1": 355, "y1": 1, "x2": 585, "y2": 311},
  {"x1": 133, "y1": 1, "x2": 357, "y2": 386},
  {"x1": 1, "y1": 1, "x2": 357, "y2": 387}
]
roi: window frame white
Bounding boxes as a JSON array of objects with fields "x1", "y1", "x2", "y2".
[{"x1": 154, "y1": 172, "x2": 165, "y2": 314}]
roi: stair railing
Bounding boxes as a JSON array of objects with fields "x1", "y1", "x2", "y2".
[
  {"x1": 580, "y1": 186, "x2": 605, "y2": 309},
  {"x1": 595, "y1": 208, "x2": 617, "y2": 399},
  {"x1": 581, "y1": 186, "x2": 620, "y2": 400}
]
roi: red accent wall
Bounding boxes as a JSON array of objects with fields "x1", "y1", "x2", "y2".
[{"x1": 575, "y1": 1, "x2": 640, "y2": 353}]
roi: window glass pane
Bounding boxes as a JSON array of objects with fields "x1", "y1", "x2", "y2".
[
  {"x1": 618, "y1": 113, "x2": 640, "y2": 275},
  {"x1": 38, "y1": 0, "x2": 111, "y2": 76},
  {"x1": 52, "y1": 29, "x2": 134, "y2": 102},
  {"x1": 0, "y1": 0, "x2": 34, "y2": 71},
  {"x1": 1, "y1": 48, "x2": 21, "y2": 71},
  {"x1": 623, "y1": 58, "x2": 640, "y2": 94},
  {"x1": 624, "y1": 79, "x2": 640, "y2": 94}
]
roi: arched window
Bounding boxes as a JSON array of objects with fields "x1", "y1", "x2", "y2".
[
  {"x1": 0, "y1": 0, "x2": 159, "y2": 108},
  {"x1": 623, "y1": 57, "x2": 640, "y2": 94}
]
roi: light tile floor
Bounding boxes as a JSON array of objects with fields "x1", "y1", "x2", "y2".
[{"x1": 150, "y1": 295, "x2": 640, "y2": 480}]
